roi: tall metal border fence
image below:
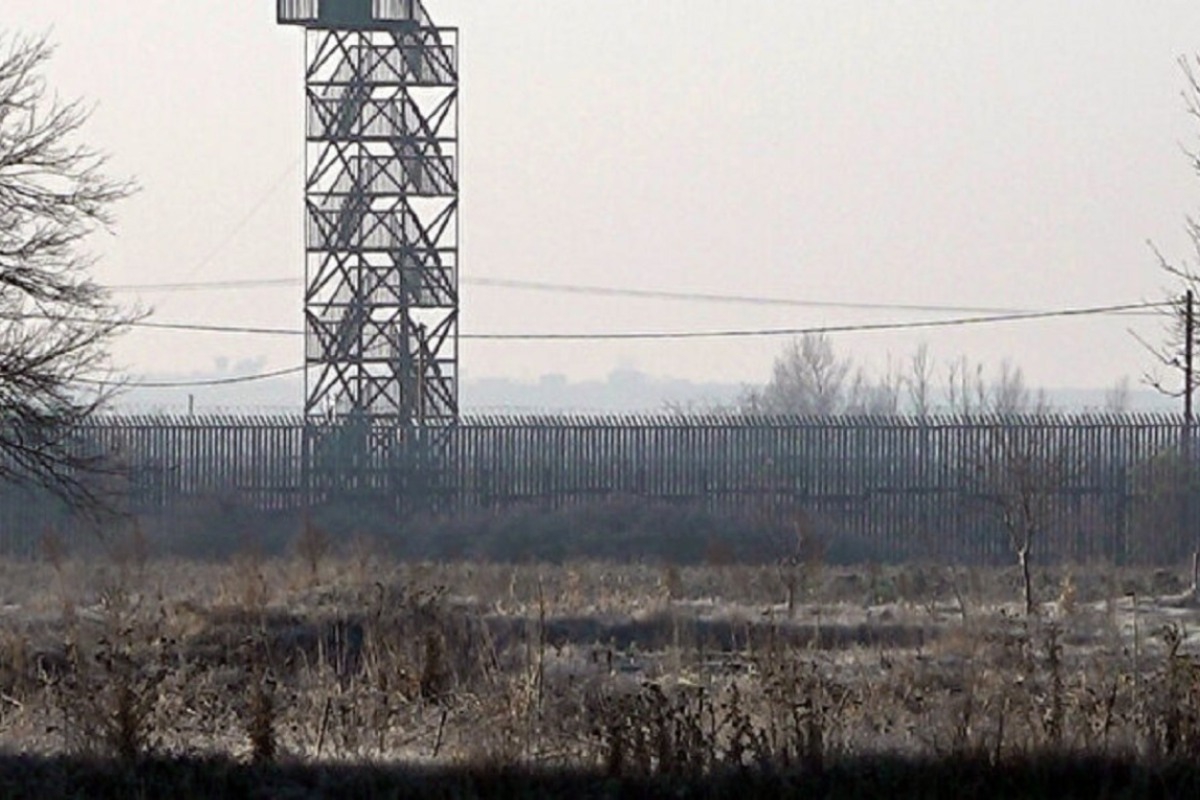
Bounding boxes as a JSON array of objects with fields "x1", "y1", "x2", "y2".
[{"x1": 1, "y1": 413, "x2": 1197, "y2": 564}]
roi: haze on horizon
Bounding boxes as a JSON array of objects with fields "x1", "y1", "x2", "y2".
[{"x1": 7, "y1": 1, "x2": 1200, "y2": 403}]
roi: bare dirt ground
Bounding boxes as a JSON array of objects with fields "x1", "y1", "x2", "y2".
[{"x1": 0, "y1": 547, "x2": 1199, "y2": 777}]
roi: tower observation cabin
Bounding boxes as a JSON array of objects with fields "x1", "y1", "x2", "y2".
[
  {"x1": 278, "y1": 0, "x2": 429, "y2": 30},
  {"x1": 277, "y1": 0, "x2": 459, "y2": 428}
]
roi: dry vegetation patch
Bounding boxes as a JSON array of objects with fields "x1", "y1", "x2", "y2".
[{"x1": 0, "y1": 553, "x2": 1198, "y2": 794}]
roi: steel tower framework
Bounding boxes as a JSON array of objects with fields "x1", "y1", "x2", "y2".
[{"x1": 278, "y1": 0, "x2": 458, "y2": 428}]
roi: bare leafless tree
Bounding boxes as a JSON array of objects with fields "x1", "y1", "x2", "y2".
[
  {"x1": 905, "y1": 343, "x2": 935, "y2": 417},
  {"x1": 944, "y1": 356, "x2": 1048, "y2": 415},
  {"x1": 0, "y1": 34, "x2": 138, "y2": 510},
  {"x1": 754, "y1": 339, "x2": 1051, "y2": 417},
  {"x1": 973, "y1": 428, "x2": 1071, "y2": 616},
  {"x1": 751, "y1": 334, "x2": 915, "y2": 416},
  {"x1": 991, "y1": 360, "x2": 1051, "y2": 415},
  {"x1": 945, "y1": 355, "x2": 985, "y2": 415},
  {"x1": 1137, "y1": 54, "x2": 1200, "y2": 582},
  {"x1": 846, "y1": 354, "x2": 904, "y2": 415},
  {"x1": 757, "y1": 333, "x2": 853, "y2": 415},
  {"x1": 1140, "y1": 55, "x2": 1200, "y2": 404},
  {"x1": 1104, "y1": 376, "x2": 1133, "y2": 412},
  {"x1": 1135, "y1": 292, "x2": 1194, "y2": 404}
]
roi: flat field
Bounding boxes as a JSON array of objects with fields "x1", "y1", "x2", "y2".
[{"x1": 1, "y1": 543, "x2": 1200, "y2": 796}]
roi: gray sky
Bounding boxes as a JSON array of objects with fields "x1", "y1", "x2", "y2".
[{"x1": 8, "y1": 1, "x2": 1200, "y2": 395}]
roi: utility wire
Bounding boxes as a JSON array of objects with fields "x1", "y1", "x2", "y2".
[
  {"x1": 129, "y1": 320, "x2": 302, "y2": 336},
  {"x1": 91, "y1": 298, "x2": 1168, "y2": 340},
  {"x1": 81, "y1": 365, "x2": 305, "y2": 389},
  {"x1": 106, "y1": 272, "x2": 1166, "y2": 320},
  {"x1": 110, "y1": 274, "x2": 1031, "y2": 314},
  {"x1": 109, "y1": 278, "x2": 298, "y2": 292},
  {"x1": 73, "y1": 299, "x2": 1167, "y2": 389},
  {"x1": 460, "y1": 301, "x2": 1167, "y2": 340},
  {"x1": 466, "y1": 277, "x2": 1039, "y2": 315},
  {"x1": 15, "y1": 312, "x2": 303, "y2": 337},
  {"x1": 148, "y1": 155, "x2": 304, "y2": 308}
]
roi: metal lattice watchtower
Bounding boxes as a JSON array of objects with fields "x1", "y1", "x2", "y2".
[
  {"x1": 277, "y1": 0, "x2": 458, "y2": 513},
  {"x1": 278, "y1": 0, "x2": 459, "y2": 427}
]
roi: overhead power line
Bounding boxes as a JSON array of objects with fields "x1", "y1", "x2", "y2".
[
  {"x1": 81, "y1": 365, "x2": 305, "y2": 389},
  {"x1": 168, "y1": 157, "x2": 304, "y2": 287},
  {"x1": 72, "y1": 299, "x2": 1165, "y2": 390},
  {"x1": 108, "y1": 278, "x2": 297, "y2": 292},
  {"x1": 465, "y1": 277, "x2": 1036, "y2": 315},
  {"x1": 459, "y1": 301, "x2": 1166, "y2": 340},
  {"x1": 105, "y1": 269, "x2": 1166, "y2": 322},
  {"x1": 101, "y1": 299, "x2": 1166, "y2": 340},
  {"x1": 129, "y1": 320, "x2": 301, "y2": 336},
  {"x1": 18, "y1": 312, "x2": 303, "y2": 337},
  {"x1": 106, "y1": 274, "x2": 1053, "y2": 316}
]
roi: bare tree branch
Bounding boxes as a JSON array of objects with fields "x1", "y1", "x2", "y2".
[
  {"x1": 1143, "y1": 56, "x2": 1200, "y2": 403},
  {"x1": 0, "y1": 32, "x2": 140, "y2": 514}
]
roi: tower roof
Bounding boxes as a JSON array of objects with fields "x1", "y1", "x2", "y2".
[{"x1": 277, "y1": 0, "x2": 432, "y2": 30}]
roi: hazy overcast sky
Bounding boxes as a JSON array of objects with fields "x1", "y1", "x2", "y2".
[{"x1": 8, "y1": 1, "x2": 1200, "y2": 396}]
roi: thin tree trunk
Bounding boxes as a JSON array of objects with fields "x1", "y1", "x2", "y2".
[
  {"x1": 1018, "y1": 546, "x2": 1034, "y2": 617},
  {"x1": 785, "y1": 564, "x2": 798, "y2": 620},
  {"x1": 1191, "y1": 549, "x2": 1199, "y2": 597}
]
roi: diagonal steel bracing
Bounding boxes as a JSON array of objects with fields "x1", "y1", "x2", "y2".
[{"x1": 280, "y1": 2, "x2": 459, "y2": 429}]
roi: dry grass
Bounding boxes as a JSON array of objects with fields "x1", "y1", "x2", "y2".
[{"x1": 0, "y1": 548, "x2": 1198, "y2": 788}]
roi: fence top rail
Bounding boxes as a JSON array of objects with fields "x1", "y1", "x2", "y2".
[
  {"x1": 89, "y1": 414, "x2": 308, "y2": 428},
  {"x1": 453, "y1": 412, "x2": 1191, "y2": 429},
  {"x1": 463, "y1": 411, "x2": 1183, "y2": 427},
  {"x1": 80, "y1": 411, "x2": 1192, "y2": 429}
]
